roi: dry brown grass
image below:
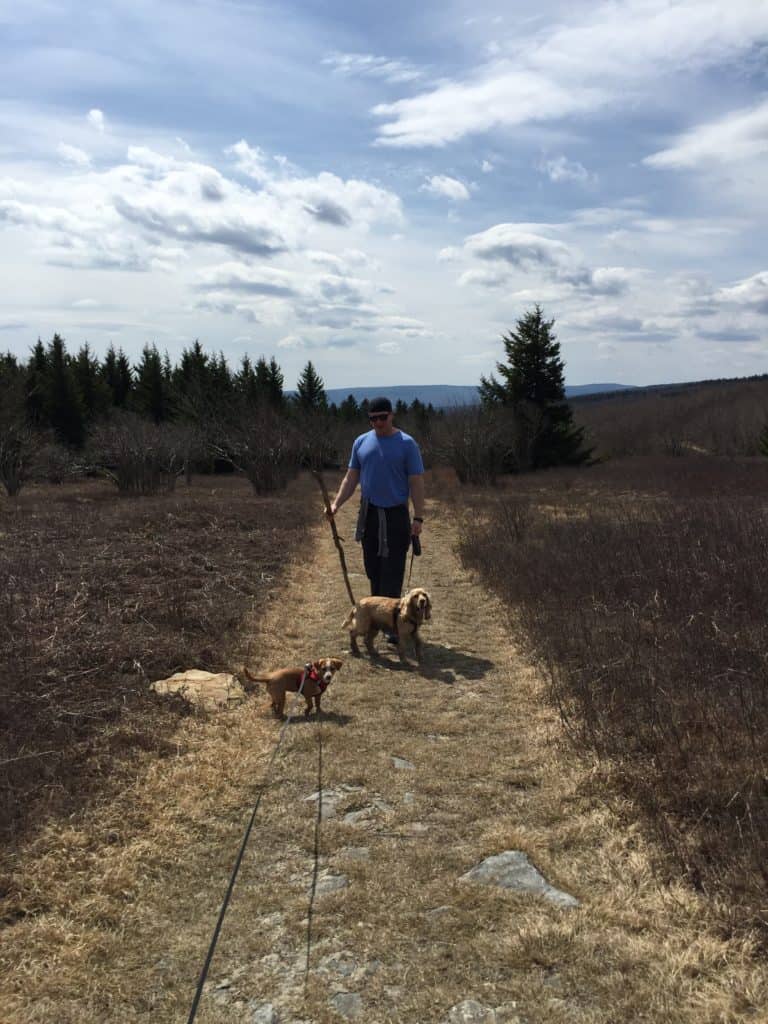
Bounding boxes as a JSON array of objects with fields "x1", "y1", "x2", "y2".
[{"x1": 1, "y1": 477, "x2": 766, "y2": 1022}]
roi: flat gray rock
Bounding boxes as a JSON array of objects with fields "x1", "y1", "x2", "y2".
[
  {"x1": 391, "y1": 755, "x2": 416, "y2": 770},
  {"x1": 460, "y1": 851, "x2": 579, "y2": 908},
  {"x1": 329, "y1": 991, "x2": 363, "y2": 1019},
  {"x1": 315, "y1": 873, "x2": 349, "y2": 896},
  {"x1": 445, "y1": 1000, "x2": 496, "y2": 1024},
  {"x1": 248, "y1": 1003, "x2": 280, "y2": 1024},
  {"x1": 338, "y1": 845, "x2": 370, "y2": 861}
]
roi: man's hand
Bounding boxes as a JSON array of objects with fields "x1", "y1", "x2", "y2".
[
  {"x1": 411, "y1": 519, "x2": 423, "y2": 537},
  {"x1": 326, "y1": 502, "x2": 338, "y2": 519}
]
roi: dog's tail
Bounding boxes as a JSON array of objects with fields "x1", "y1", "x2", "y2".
[
  {"x1": 242, "y1": 666, "x2": 268, "y2": 688},
  {"x1": 342, "y1": 607, "x2": 356, "y2": 630}
]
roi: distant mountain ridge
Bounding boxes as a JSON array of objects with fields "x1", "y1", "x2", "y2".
[{"x1": 323, "y1": 383, "x2": 637, "y2": 408}]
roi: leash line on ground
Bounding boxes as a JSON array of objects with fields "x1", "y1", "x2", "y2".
[
  {"x1": 186, "y1": 664, "x2": 313, "y2": 1024},
  {"x1": 304, "y1": 708, "x2": 324, "y2": 997}
]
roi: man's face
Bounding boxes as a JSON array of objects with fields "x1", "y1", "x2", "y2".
[{"x1": 368, "y1": 410, "x2": 393, "y2": 434}]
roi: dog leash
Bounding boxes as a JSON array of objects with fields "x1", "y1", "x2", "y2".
[
  {"x1": 187, "y1": 664, "x2": 313, "y2": 1024},
  {"x1": 407, "y1": 533, "x2": 421, "y2": 586}
]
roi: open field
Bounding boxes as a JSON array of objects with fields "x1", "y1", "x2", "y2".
[
  {"x1": 1, "y1": 466, "x2": 767, "y2": 1022},
  {"x1": 449, "y1": 456, "x2": 768, "y2": 938},
  {"x1": 0, "y1": 474, "x2": 316, "y2": 862}
]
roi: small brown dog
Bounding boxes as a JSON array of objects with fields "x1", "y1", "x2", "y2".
[
  {"x1": 343, "y1": 587, "x2": 432, "y2": 663},
  {"x1": 242, "y1": 658, "x2": 343, "y2": 718}
]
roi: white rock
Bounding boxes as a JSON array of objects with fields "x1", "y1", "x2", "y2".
[{"x1": 329, "y1": 991, "x2": 363, "y2": 1019}]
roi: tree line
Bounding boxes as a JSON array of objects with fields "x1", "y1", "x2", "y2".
[{"x1": 0, "y1": 306, "x2": 593, "y2": 496}]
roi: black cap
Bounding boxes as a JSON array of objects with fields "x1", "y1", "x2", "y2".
[{"x1": 369, "y1": 396, "x2": 392, "y2": 413}]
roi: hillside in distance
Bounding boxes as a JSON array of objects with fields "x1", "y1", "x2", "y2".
[{"x1": 325, "y1": 383, "x2": 636, "y2": 407}]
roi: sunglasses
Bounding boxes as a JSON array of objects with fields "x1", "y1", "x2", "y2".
[{"x1": 368, "y1": 412, "x2": 390, "y2": 422}]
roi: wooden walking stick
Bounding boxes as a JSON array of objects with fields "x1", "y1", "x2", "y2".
[{"x1": 312, "y1": 470, "x2": 357, "y2": 607}]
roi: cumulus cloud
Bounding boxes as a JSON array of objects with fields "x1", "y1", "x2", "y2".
[
  {"x1": 373, "y1": 2, "x2": 768, "y2": 146},
  {"x1": 87, "y1": 108, "x2": 105, "y2": 133},
  {"x1": 539, "y1": 155, "x2": 594, "y2": 185},
  {"x1": 322, "y1": 51, "x2": 423, "y2": 84},
  {"x1": 717, "y1": 271, "x2": 768, "y2": 313},
  {"x1": 420, "y1": 175, "x2": 470, "y2": 201},
  {"x1": 458, "y1": 223, "x2": 634, "y2": 297},
  {"x1": 644, "y1": 99, "x2": 768, "y2": 169},
  {"x1": 57, "y1": 142, "x2": 91, "y2": 168},
  {"x1": 226, "y1": 139, "x2": 271, "y2": 183}
]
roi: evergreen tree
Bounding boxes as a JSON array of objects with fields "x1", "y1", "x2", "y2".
[
  {"x1": 46, "y1": 334, "x2": 86, "y2": 446},
  {"x1": 101, "y1": 345, "x2": 134, "y2": 408},
  {"x1": 395, "y1": 399, "x2": 408, "y2": 418},
  {"x1": 235, "y1": 355, "x2": 260, "y2": 406},
  {"x1": 266, "y1": 357, "x2": 285, "y2": 409},
  {"x1": 25, "y1": 339, "x2": 49, "y2": 426},
  {"x1": 74, "y1": 343, "x2": 110, "y2": 421},
  {"x1": 339, "y1": 393, "x2": 360, "y2": 422},
  {"x1": 759, "y1": 422, "x2": 768, "y2": 457},
  {"x1": 296, "y1": 360, "x2": 327, "y2": 411},
  {"x1": 134, "y1": 344, "x2": 174, "y2": 423},
  {"x1": 479, "y1": 305, "x2": 591, "y2": 470}
]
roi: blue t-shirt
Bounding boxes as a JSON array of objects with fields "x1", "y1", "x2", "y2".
[{"x1": 349, "y1": 429, "x2": 424, "y2": 507}]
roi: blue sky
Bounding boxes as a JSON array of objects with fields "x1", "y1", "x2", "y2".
[{"x1": 1, "y1": 0, "x2": 767, "y2": 388}]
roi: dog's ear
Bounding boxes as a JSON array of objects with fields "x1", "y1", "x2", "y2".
[
  {"x1": 424, "y1": 593, "x2": 432, "y2": 620},
  {"x1": 330, "y1": 658, "x2": 343, "y2": 671}
]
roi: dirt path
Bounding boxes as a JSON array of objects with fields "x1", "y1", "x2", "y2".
[{"x1": 2, "y1": 497, "x2": 765, "y2": 1023}]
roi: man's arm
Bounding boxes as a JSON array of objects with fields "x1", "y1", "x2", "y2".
[
  {"x1": 409, "y1": 473, "x2": 425, "y2": 535},
  {"x1": 328, "y1": 468, "x2": 360, "y2": 516}
]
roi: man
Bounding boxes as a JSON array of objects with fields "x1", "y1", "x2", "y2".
[{"x1": 328, "y1": 396, "x2": 425, "y2": 605}]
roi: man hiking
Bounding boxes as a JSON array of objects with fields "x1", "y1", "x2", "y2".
[{"x1": 328, "y1": 396, "x2": 425, "y2": 607}]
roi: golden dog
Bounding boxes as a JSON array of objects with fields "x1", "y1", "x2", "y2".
[
  {"x1": 242, "y1": 658, "x2": 343, "y2": 718},
  {"x1": 343, "y1": 587, "x2": 432, "y2": 663}
]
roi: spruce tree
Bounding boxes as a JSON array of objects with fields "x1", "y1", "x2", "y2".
[
  {"x1": 339, "y1": 394, "x2": 359, "y2": 422},
  {"x1": 266, "y1": 357, "x2": 285, "y2": 409},
  {"x1": 74, "y1": 343, "x2": 110, "y2": 421},
  {"x1": 102, "y1": 345, "x2": 134, "y2": 408},
  {"x1": 134, "y1": 344, "x2": 174, "y2": 423},
  {"x1": 46, "y1": 334, "x2": 86, "y2": 446},
  {"x1": 296, "y1": 360, "x2": 327, "y2": 411},
  {"x1": 479, "y1": 305, "x2": 591, "y2": 470}
]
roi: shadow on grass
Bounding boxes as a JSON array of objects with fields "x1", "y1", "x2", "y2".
[
  {"x1": 357, "y1": 642, "x2": 495, "y2": 685},
  {"x1": 286, "y1": 710, "x2": 354, "y2": 727}
]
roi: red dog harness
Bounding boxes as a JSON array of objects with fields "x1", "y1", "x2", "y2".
[{"x1": 304, "y1": 666, "x2": 331, "y2": 693}]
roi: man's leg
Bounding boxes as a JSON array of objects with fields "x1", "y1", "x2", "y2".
[
  {"x1": 377, "y1": 506, "x2": 411, "y2": 599},
  {"x1": 361, "y1": 504, "x2": 383, "y2": 595}
]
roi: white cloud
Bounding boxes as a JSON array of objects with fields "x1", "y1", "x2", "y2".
[
  {"x1": 420, "y1": 175, "x2": 470, "y2": 201},
  {"x1": 322, "y1": 52, "x2": 423, "y2": 84},
  {"x1": 644, "y1": 99, "x2": 768, "y2": 170},
  {"x1": 540, "y1": 155, "x2": 594, "y2": 185},
  {"x1": 226, "y1": 139, "x2": 271, "y2": 183},
  {"x1": 373, "y1": 1, "x2": 768, "y2": 146},
  {"x1": 377, "y1": 340, "x2": 401, "y2": 354},
  {"x1": 87, "y1": 108, "x2": 105, "y2": 133},
  {"x1": 717, "y1": 271, "x2": 768, "y2": 314},
  {"x1": 57, "y1": 142, "x2": 91, "y2": 168},
  {"x1": 481, "y1": 159, "x2": 494, "y2": 173}
]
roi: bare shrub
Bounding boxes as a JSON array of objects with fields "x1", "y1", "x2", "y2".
[
  {"x1": 432, "y1": 406, "x2": 512, "y2": 484},
  {"x1": 211, "y1": 406, "x2": 301, "y2": 494},
  {"x1": 88, "y1": 413, "x2": 187, "y2": 494},
  {"x1": 0, "y1": 418, "x2": 38, "y2": 497},
  {"x1": 456, "y1": 457, "x2": 768, "y2": 933}
]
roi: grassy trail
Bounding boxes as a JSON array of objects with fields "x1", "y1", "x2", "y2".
[{"x1": 1, "y1": 497, "x2": 764, "y2": 1023}]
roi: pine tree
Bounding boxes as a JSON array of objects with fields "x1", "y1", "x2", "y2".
[
  {"x1": 25, "y1": 339, "x2": 49, "y2": 427},
  {"x1": 266, "y1": 357, "x2": 285, "y2": 409},
  {"x1": 134, "y1": 344, "x2": 174, "y2": 423},
  {"x1": 102, "y1": 345, "x2": 134, "y2": 408},
  {"x1": 296, "y1": 360, "x2": 327, "y2": 411},
  {"x1": 235, "y1": 355, "x2": 260, "y2": 406},
  {"x1": 339, "y1": 394, "x2": 360, "y2": 422},
  {"x1": 759, "y1": 422, "x2": 768, "y2": 457},
  {"x1": 74, "y1": 343, "x2": 110, "y2": 421},
  {"x1": 479, "y1": 305, "x2": 591, "y2": 470},
  {"x1": 46, "y1": 334, "x2": 86, "y2": 446}
]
